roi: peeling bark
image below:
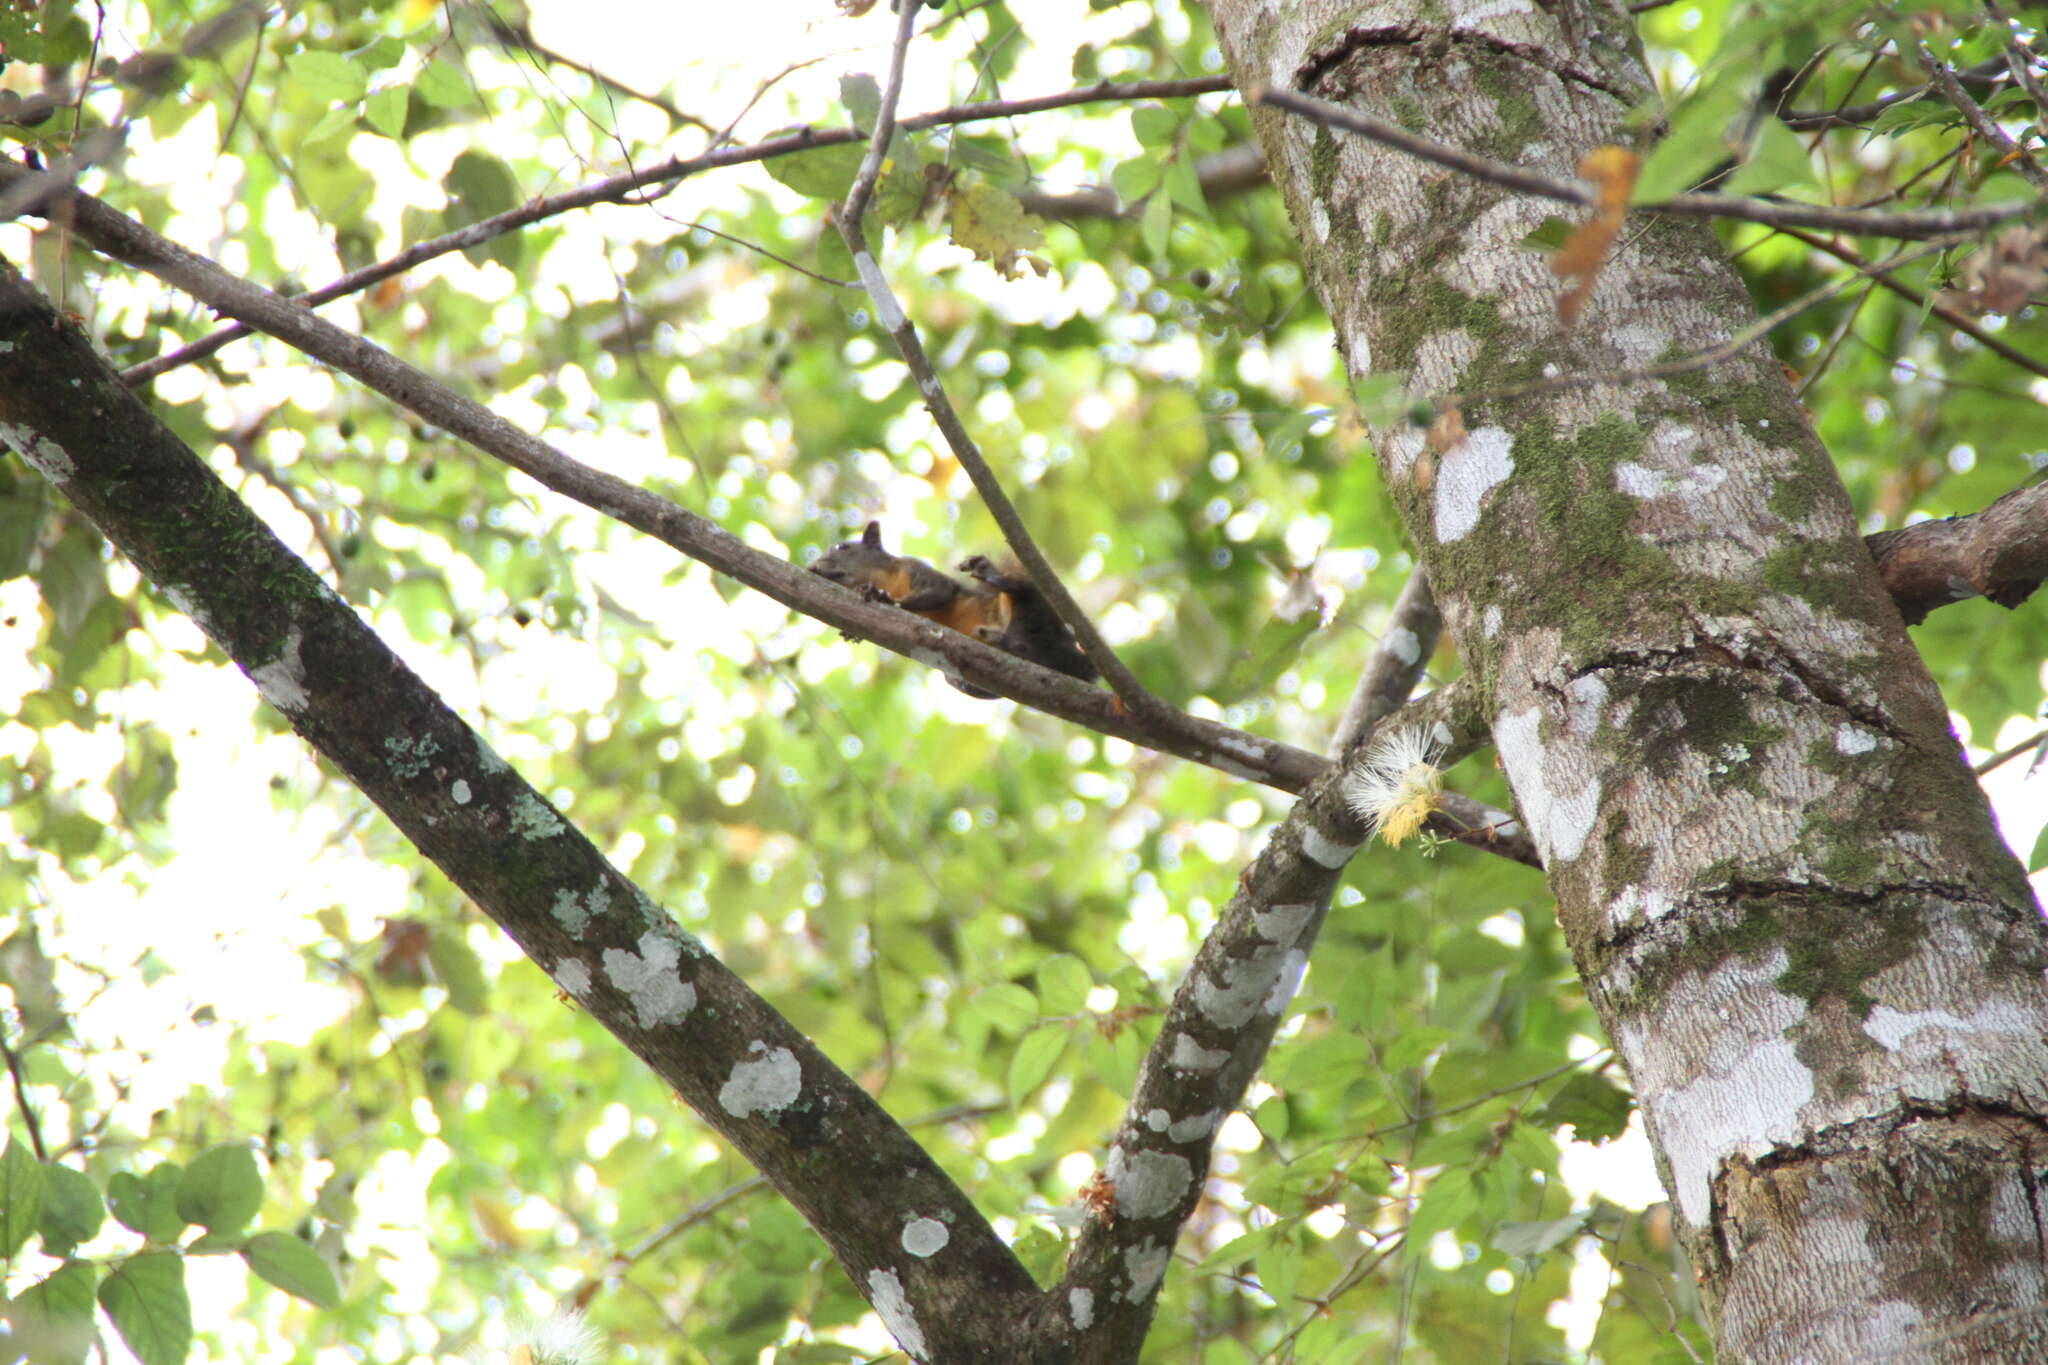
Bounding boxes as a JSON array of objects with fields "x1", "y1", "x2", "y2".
[{"x1": 1206, "y1": 0, "x2": 2048, "y2": 1360}]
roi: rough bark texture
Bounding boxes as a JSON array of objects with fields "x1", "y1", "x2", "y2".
[{"x1": 1205, "y1": 1, "x2": 2048, "y2": 1360}]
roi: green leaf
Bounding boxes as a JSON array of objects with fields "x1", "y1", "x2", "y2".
[
  {"x1": 1540, "y1": 1072, "x2": 1633, "y2": 1143},
  {"x1": 427, "y1": 927, "x2": 490, "y2": 1015},
  {"x1": 1492, "y1": 1214, "x2": 1584, "y2": 1258},
  {"x1": 1406, "y1": 1164, "x2": 1481, "y2": 1242},
  {"x1": 412, "y1": 59, "x2": 472, "y2": 109},
  {"x1": 109, "y1": 1164, "x2": 186, "y2": 1242},
  {"x1": 840, "y1": 73, "x2": 881, "y2": 132},
  {"x1": 1007, "y1": 1025, "x2": 1066, "y2": 1102},
  {"x1": 10, "y1": 1260, "x2": 99, "y2": 1365},
  {"x1": 975, "y1": 982, "x2": 1039, "y2": 1037},
  {"x1": 98, "y1": 1252, "x2": 192, "y2": 1365},
  {"x1": 36, "y1": 1163, "x2": 104, "y2": 1257},
  {"x1": 1034, "y1": 954, "x2": 1093, "y2": 1016},
  {"x1": 286, "y1": 51, "x2": 366, "y2": 104},
  {"x1": 1164, "y1": 154, "x2": 1207, "y2": 216},
  {"x1": 1633, "y1": 76, "x2": 1747, "y2": 203},
  {"x1": 1141, "y1": 191, "x2": 1172, "y2": 260},
  {"x1": 364, "y1": 87, "x2": 409, "y2": 141},
  {"x1": 2030, "y1": 822, "x2": 2048, "y2": 873},
  {"x1": 763, "y1": 141, "x2": 867, "y2": 202},
  {"x1": 1111, "y1": 153, "x2": 1164, "y2": 204},
  {"x1": 0, "y1": 1138, "x2": 45, "y2": 1257},
  {"x1": 300, "y1": 103, "x2": 358, "y2": 147},
  {"x1": 1722, "y1": 118, "x2": 1815, "y2": 195},
  {"x1": 1131, "y1": 106, "x2": 1179, "y2": 148},
  {"x1": 242, "y1": 1231, "x2": 341, "y2": 1308},
  {"x1": 174, "y1": 1145, "x2": 261, "y2": 1235}
]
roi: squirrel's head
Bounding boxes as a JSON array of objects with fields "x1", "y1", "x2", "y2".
[{"x1": 809, "y1": 520, "x2": 889, "y2": 584}]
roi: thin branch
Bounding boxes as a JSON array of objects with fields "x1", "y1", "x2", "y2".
[
  {"x1": 841, "y1": 0, "x2": 921, "y2": 228},
  {"x1": 486, "y1": 13, "x2": 717, "y2": 135},
  {"x1": 0, "y1": 1028, "x2": 48, "y2": 1162},
  {"x1": 1975, "y1": 727, "x2": 2047, "y2": 777},
  {"x1": 1986, "y1": 0, "x2": 2048, "y2": 128},
  {"x1": 1778, "y1": 224, "x2": 2048, "y2": 380},
  {"x1": 832, "y1": 18, "x2": 1158, "y2": 715},
  {"x1": 118, "y1": 76, "x2": 1234, "y2": 386},
  {"x1": 1916, "y1": 41, "x2": 2048, "y2": 191},
  {"x1": 1252, "y1": 85, "x2": 2042, "y2": 239},
  {"x1": 1779, "y1": 58, "x2": 2009, "y2": 130}
]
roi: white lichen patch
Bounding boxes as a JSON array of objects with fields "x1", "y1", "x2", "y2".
[
  {"x1": 720, "y1": 1042, "x2": 801, "y2": 1118},
  {"x1": 551, "y1": 957, "x2": 592, "y2": 997},
  {"x1": 1615, "y1": 949, "x2": 1814, "y2": 1226},
  {"x1": 1310, "y1": 201, "x2": 1330, "y2": 242},
  {"x1": 1107, "y1": 1146, "x2": 1193, "y2": 1220},
  {"x1": 384, "y1": 732, "x2": 439, "y2": 779},
  {"x1": 602, "y1": 931, "x2": 695, "y2": 1028},
  {"x1": 1123, "y1": 1239, "x2": 1170, "y2": 1300},
  {"x1": 867, "y1": 1268, "x2": 926, "y2": 1359},
  {"x1": 1265, "y1": 949, "x2": 1308, "y2": 1014},
  {"x1": 1482, "y1": 604, "x2": 1503, "y2": 638},
  {"x1": 0, "y1": 423, "x2": 76, "y2": 481},
  {"x1": 1144, "y1": 1108, "x2": 1169, "y2": 1132},
  {"x1": 1434, "y1": 425, "x2": 1514, "y2": 542},
  {"x1": 1298, "y1": 826, "x2": 1361, "y2": 869},
  {"x1": 1615, "y1": 460, "x2": 1728, "y2": 507},
  {"x1": 1170, "y1": 1034, "x2": 1229, "y2": 1071},
  {"x1": 1348, "y1": 329, "x2": 1372, "y2": 371},
  {"x1": 1167, "y1": 1110, "x2": 1221, "y2": 1143},
  {"x1": 1608, "y1": 882, "x2": 1676, "y2": 927},
  {"x1": 1492, "y1": 706, "x2": 1599, "y2": 867},
  {"x1": 451, "y1": 778, "x2": 472, "y2": 805},
  {"x1": 509, "y1": 792, "x2": 566, "y2": 840},
  {"x1": 1863, "y1": 999, "x2": 2043, "y2": 1053},
  {"x1": 1069, "y1": 1286, "x2": 1094, "y2": 1330},
  {"x1": 1252, "y1": 901, "x2": 1316, "y2": 945},
  {"x1": 1193, "y1": 947, "x2": 1288, "y2": 1029},
  {"x1": 1385, "y1": 626, "x2": 1421, "y2": 665},
  {"x1": 249, "y1": 629, "x2": 310, "y2": 713},
  {"x1": 900, "y1": 1216, "x2": 949, "y2": 1258},
  {"x1": 1833, "y1": 724, "x2": 1878, "y2": 755},
  {"x1": 476, "y1": 739, "x2": 511, "y2": 774},
  {"x1": 551, "y1": 884, "x2": 611, "y2": 936}
]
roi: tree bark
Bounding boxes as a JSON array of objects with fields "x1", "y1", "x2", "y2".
[{"x1": 1204, "y1": 1, "x2": 2048, "y2": 1360}]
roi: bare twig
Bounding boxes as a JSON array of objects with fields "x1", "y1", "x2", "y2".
[
  {"x1": 841, "y1": 0, "x2": 921, "y2": 228},
  {"x1": 1253, "y1": 85, "x2": 2042, "y2": 239},
  {"x1": 1916, "y1": 42, "x2": 2048, "y2": 191},
  {"x1": 1779, "y1": 58, "x2": 2008, "y2": 130},
  {"x1": 1975, "y1": 727, "x2": 2047, "y2": 777},
  {"x1": 1778, "y1": 224, "x2": 2048, "y2": 380},
  {"x1": 1985, "y1": 0, "x2": 2048, "y2": 130},
  {"x1": 120, "y1": 75, "x2": 1234, "y2": 385},
  {"x1": 832, "y1": 8, "x2": 1156, "y2": 715},
  {"x1": 0, "y1": 1028, "x2": 47, "y2": 1162}
]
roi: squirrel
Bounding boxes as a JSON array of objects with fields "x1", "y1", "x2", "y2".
[{"x1": 809, "y1": 521, "x2": 1097, "y2": 697}]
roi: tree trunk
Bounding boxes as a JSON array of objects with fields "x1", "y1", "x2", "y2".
[{"x1": 1205, "y1": 1, "x2": 2048, "y2": 1359}]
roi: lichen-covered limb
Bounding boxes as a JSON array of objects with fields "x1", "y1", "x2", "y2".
[
  {"x1": 0, "y1": 264, "x2": 1049, "y2": 1363},
  {"x1": 1210, "y1": 1, "x2": 2048, "y2": 1360},
  {"x1": 1045, "y1": 763, "x2": 1367, "y2": 1357}
]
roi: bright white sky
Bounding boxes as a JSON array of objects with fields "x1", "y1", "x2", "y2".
[{"x1": 2, "y1": 0, "x2": 2046, "y2": 1358}]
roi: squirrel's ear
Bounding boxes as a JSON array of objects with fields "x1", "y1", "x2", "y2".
[{"x1": 862, "y1": 521, "x2": 883, "y2": 546}]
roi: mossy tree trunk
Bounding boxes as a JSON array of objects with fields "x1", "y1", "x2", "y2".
[{"x1": 1206, "y1": 1, "x2": 2048, "y2": 1359}]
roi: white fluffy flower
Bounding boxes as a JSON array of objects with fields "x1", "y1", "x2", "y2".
[
  {"x1": 1343, "y1": 727, "x2": 1445, "y2": 847},
  {"x1": 516, "y1": 1310, "x2": 599, "y2": 1365}
]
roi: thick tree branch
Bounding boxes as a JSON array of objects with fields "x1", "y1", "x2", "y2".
[
  {"x1": 1329, "y1": 568, "x2": 1440, "y2": 758},
  {"x1": 1254, "y1": 85, "x2": 2040, "y2": 239},
  {"x1": 17, "y1": 166, "x2": 1332, "y2": 795},
  {"x1": 1865, "y1": 480, "x2": 2048, "y2": 624},
  {"x1": 0, "y1": 262, "x2": 1046, "y2": 1361}
]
